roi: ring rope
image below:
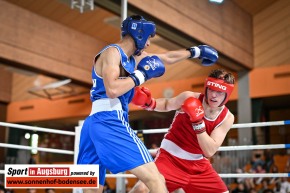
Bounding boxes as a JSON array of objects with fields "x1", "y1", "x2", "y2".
[
  {"x1": 0, "y1": 170, "x2": 289, "y2": 178},
  {"x1": 139, "y1": 120, "x2": 290, "y2": 134},
  {"x1": 0, "y1": 122, "x2": 75, "y2": 136},
  {"x1": 0, "y1": 143, "x2": 74, "y2": 155},
  {"x1": 1, "y1": 143, "x2": 288, "y2": 157},
  {"x1": 219, "y1": 144, "x2": 290, "y2": 151},
  {"x1": 148, "y1": 144, "x2": 290, "y2": 154},
  {"x1": 0, "y1": 120, "x2": 288, "y2": 135},
  {"x1": 104, "y1": 173, "x2": 290, "y2": 178}
]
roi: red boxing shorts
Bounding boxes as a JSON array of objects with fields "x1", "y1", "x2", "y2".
[{"x1": 155, "y1": 149, "x2": 228, "y2": 193}]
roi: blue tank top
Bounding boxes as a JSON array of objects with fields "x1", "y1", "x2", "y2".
[{"x1": 90, "y1": 44, "x2": 135, "y2": 113}]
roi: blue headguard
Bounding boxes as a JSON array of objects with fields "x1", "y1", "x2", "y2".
[{"x1": 121, "y1": 15, "x2": 156, "y2": 56}]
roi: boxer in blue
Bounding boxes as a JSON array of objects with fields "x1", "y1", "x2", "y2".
[{"x1": 77, "y1": 15, "x2": 218, "y2": 193}]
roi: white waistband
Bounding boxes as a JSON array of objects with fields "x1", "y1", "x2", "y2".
[
  {"x1": 160, "y1": 139, "x2": 203, "y2": 160},
  {"x1": 90, "y1": 98, "x2": 122, "y2": 115}
]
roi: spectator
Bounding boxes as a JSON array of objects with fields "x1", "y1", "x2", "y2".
[
  {"x1": 235, "y1": 167, "x2": 255, "y2": 190},
  {"x1": 258, "y1": 179, "x2": 270, "y2": 193},
  {"x1": 280, "y1": 177, "x2": 290, "y2": 193},
  {"x1": 0, "y1": 185, "x2": 5, "y2": 193},
  {"x1": 273, "y1": 181, "x2": 282, "y2": 193},
  {"x1": 26, "y1": 189, "x2": 36, "y2": 193},
  {"x1": 232, "y1": 182, "x2": 248, "y2": 193},
  {"x1": 251, "y1": 150, "x2": 265, "y2": 171},
  {"x1": 28, "y1": 154, "x2": 38, "y2": 164},
  {"x1": 254, "y1": 164, "x2": 266, "y2": 185},
  {"x1": 269, "y1": 165, "x2": 280, "y2": 185},
  {"x1": 264, "y1": 149, "x2": 274, "y2": 172},
  {"x1": 45, "y1": 189, "x2": 55, "y2": 193}
]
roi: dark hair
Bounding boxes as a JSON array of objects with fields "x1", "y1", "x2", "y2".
[{"x1": 208, "y1": 69, "x2": 235, "y2": 84}]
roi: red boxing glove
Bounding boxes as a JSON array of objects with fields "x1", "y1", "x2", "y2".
[
  {"x1": 181, "y1": 97, "x2": 206, "y2": 134},
  {"x1": 131, "y1": 87, "x2": 156, "y2": 111}
]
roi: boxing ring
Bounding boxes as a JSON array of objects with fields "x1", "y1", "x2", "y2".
[{"x1": 0, "y1": 120, "x2": 289, "y2": 191}]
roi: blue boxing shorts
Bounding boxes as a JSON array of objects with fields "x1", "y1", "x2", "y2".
[{"x1": 77, "y1": 102, "x2": 153, "y2": 186}]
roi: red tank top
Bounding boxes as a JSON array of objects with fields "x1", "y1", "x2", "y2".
[{"x1": 164, "y1": 94, "x2": 229, "y2": 154}]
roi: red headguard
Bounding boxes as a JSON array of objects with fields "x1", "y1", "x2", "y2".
[{"x1": 204, "y1": 77, "x2": 234, "y2": 106}]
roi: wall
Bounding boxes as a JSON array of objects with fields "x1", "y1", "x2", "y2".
[
  {"x1": 0, "y1": 67, "x2": 12, "y2": 103},
  {"x1": 0, "y1": 0, "x2": 107, "y2": 86},
  {"x1": 129, "y1": 0, "x2": 253, "y2": 69},
  {"x1": 254, "y1": 0, "x2": 290, "y2": 67}
]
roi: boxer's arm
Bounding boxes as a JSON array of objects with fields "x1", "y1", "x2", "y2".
[
  {"x1": 153, "y1": 50, "x2": 191, "y2": 65},
  {"x1": 143, "y1": 45, "x2": 218, "y2": 66},
  {"x1": 154, "y1": 91, "x2": 199, "y2": 112},
  {"x1": 101, "y1": 48, "x2": 135, "y2": 98},
  {"x1": 197, "y1": 112, "x2": 234, "y2": 158}
]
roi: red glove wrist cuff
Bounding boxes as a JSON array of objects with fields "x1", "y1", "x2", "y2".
[
  {"x1": 192, "y1": 120, "x2": 206, "y2": 134},
  {"x1": 143, "y1": 98, "x2": 156, "y2": 111}
]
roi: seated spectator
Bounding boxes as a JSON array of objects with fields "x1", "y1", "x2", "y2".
[
  {"x1": 251, "y1": 150, "x2": 265, "y2": 171},
  {"x1": 280, "y1": 177, "x2": 290, "y2": 193},
  {"x1": 236, "y1": 168, "x2": 245, "y2": 184},
  {"x1": 0, "y1": 185, "x2": 5, "y2": 193},
  {"x1": 269, "y1": 165, "x2": 280, "y2": 185},
  {"x1": 273, "y1": 181, "x2": 282, "y2": 193},
  {"x1": 232, "y1": 182, "x2": 248, "y2": 193},
  {"x1": 254, "y1": 164, "x2": 266, "y2": 185},
  {"x1": 258, "y1": 179, "x2": 270, "y2": 193},
  {"x1": 264, "y1": 149, "x2": 274, "y2": 172},
  {"x1": 26, "y1": 189, "x2": 36, "y2": 193},
  {"x1": 45, "y1": 189, "x2": 55, "y2": 193}
]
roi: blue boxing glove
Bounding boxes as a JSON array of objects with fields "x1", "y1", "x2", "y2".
[
  {"x1": 187, "y1": 45, "x2": 218, "y2": 66},
  {"x1": 129, "y1": 56, "x2": 165, "y2": 86}
]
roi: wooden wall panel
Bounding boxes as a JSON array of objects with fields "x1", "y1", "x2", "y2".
[
  {"x1": 254, "y1": 0, "x2": 290, "y2": 67},
  {"x1": 0, "y1": 1, "x2": 107, "y2": 84},
  {"x1": 249, "y1": 64, "x2": 290, "y2": 98},
  {"x1": 0, "y1": 67, "x2": 12, "y2": 103},
  {"x1": 7, "y1": 0, "x2": 120, "y2": 45},
  {"x1": 7, "y1": 94, "x2": 91, "y2": 123},
  {"x1": 7, "y1": 64, "x2": 290, "y2": 123},
  {"x1": 129, "y1": 0, "x2": 253, "y2": 69}
]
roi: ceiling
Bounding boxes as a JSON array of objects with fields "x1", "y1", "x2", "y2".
[{"x1": 3, "y1": 0, "x2": 280, "y2": 129}]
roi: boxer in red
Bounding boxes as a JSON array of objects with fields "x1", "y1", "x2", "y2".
[{"x1": 130, "y1": 68, "x2": 235, "y2": 193}]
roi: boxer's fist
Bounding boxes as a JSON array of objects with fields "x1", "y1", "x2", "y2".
[
  {"x1": 181, "y1": 97, "x2": 206, "y2": 134},
  {"x1": 187, "y1": 45, "x2": 218, "y2": 66},
  {"x1": 129, "y1": 56, "x2": 165, "y2": 86},
  {"x1": 132, "y1": 87, "x2": 156, "y2": 111}
]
